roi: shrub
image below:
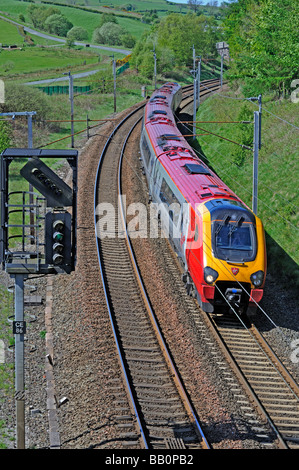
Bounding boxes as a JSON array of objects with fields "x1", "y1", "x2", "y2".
[
  {"x1": 45, "y1": 14, "x2": 73, "y2": 37},
  {"x1": 67, "y1": 26, "x2": 88, "y2": 42},
  {"x1": 0, "y1": 83, "x2": 50, "y2": 123},
  {"x1": 93, "y1": 22, "x2": 124, "y2": 46}
]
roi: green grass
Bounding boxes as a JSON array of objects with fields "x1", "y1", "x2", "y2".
[
  {"x1": 0, "y1": 46, "x2": 99, "y2": 76},
  {"x1": 47, "y1": 4, "x2": 150, "y2": 41},
  {"x1": 30, "y1": 0, "x2": 189, "y2": 14},
  {"x1": 193, "y1": 89, "x2": 299, "y2": 286},
  {"x1": 0, "y1": 18, "x2": 24, "y2": 46},
  {"x1": 0, "y1": 0, "x2": 151, "y2": 43}
]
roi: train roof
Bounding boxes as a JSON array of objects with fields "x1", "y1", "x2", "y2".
[{"x1": 144, "y1": 83, "x2": 241, "y2": 210}]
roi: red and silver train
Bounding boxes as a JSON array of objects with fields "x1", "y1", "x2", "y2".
[{"x1": 140, "y1": 82, "x2": 266, "y2": 315}]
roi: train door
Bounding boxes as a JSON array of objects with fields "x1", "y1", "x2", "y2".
[
  {"x1": 187, "y1": 209, "x2": 204, "y2": 291},
  {"x1": 180, "y1": 202, "x2": 190, "y2": 269}
]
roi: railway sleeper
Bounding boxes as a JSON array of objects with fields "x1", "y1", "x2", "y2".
[
  {"x1": 114, "y1": 415, "x2": 133, "y2": 421},
  {"x1": 145, "y1": 411, "x2": 188, "y2": 420}
]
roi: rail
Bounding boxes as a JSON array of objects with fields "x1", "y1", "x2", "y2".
[{"x1": 93, "y1": 84, "x2": 217, "y2": 449}]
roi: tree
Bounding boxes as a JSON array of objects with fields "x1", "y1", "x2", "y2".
[
  {"x1": 28, "y1": 5, "x2": 61, "y2": 30},
  {"x1": 99, "y1": 13, "x2": 118, "y2": 27},
  {"x1": 224, "y1": 0, "x2": 299, "y2": 96},
  {"x1": 92, "y1": 22, "x2": 124, "y2": 46},
  {"x1": 121, "y1": 32, "x2": 136, "y2": 48},
  {"x1": 131, "y1": 13, "x2": 220, "y2": 78},
  {"x1": 157, "y1": 13, "x2": 219, "y2": 65},
  {"x1": 0, "y1": 83, "x2": 50, "y2": 123},
  {"x1": 45, "y1": 14, "x2": 73, "y2": 37},
  {"x1": 92, "y1": 27, "x2": 104, "y2": 45},
  {"x1": 67, "y1": 26, "x2": 88, "y2": 41},
  {"x1": 131, "y1": 31, "x2": 175, "y2": 80},
  {"x1": 188, "y1": 0, "x2": 203, "y2": 13}
]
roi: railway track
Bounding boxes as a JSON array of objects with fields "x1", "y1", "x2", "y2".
[
  {"x1": 204, "y1": 312, "x2": 299, "y2": 449},
  {"x1": 94, "y1": 79, "x2": 299, "y2": 450},
  {"x1": 93, "y1": 85, "x2": 219, "y2": 449},
  {"x1": 176, "y1": 82, "x2": 299, "y2": 449},
  {"x1": 181, "y1": 79, "x2": 221, "y2": 108}
]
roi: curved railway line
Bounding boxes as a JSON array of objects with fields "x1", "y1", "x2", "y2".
[
  {"x1": 93, "y1": 82, "x2": 220, "y2": 449},
  {"x1": 205, "y1": 312, "x2": 299, "y2": 449},
  {"x1": 91, "y1": 80, "x2": 299, "y2": 450}
]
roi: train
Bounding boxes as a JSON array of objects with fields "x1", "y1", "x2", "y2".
[{"x1": 139, "y1": 82, "x2": 266, "y2": 315}]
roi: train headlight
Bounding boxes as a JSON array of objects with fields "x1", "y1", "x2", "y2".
[
  {"x1": 204, "y1": 267, "x2": 219, "y2": 284},
  {"x1": 250, "y1": 270, "x2": 264, "y2": 287}
]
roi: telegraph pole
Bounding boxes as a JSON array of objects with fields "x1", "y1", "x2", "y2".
[
  {"x1": 112, "y1": 57, "x2": 117, "y2": 112},
  {"x1": 64, "y1": 72, "x2": 74, "y2": 147},
  {"x1": 69, "y1": 72, "x2": 74, "y2": 148}
]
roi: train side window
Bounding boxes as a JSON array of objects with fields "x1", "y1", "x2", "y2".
[
  {"x1": 159, "y1": 179, "x2": 181, "y2": 225},
  {"x1": 141, "y1": 134, "x2": 152, "y2": 167}
]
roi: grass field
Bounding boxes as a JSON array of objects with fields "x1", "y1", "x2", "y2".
[
  {"x1": 24, "y1": 0, "x2": 189, "y2": 14},
  {"x1": 0, "y1": 45, "x2": 100, "y2": 76},
  {"x1": 0, "y1": 18, "x2": 24, "y2": 46},
  {"x1": 0, "y1": 0, "x2": 151, "y2": 42},
  {"x1": 193, "y1": 89, "x2": 299, "y2": 285}
]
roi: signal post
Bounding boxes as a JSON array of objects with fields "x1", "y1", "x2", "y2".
[{"x1": 0, "y1": 148, "x2": 78, "y2": 448}]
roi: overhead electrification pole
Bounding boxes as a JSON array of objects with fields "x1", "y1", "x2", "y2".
[
  {"x1": 247, "y1": 95, "x2": 262, "y2": 215},
  {"x1": 193, "y1": 76, "x2": 197, "y2": 140},
  {"x1": 220, "y1": 53, "x2": 223, "y2": 89},
  {"x1": 153, "y1": 46, "x2": 157, "y2": 90},
  {"x1": 197, "y1": 56, "x2": 201, "y2": 105},
  {"x1": 252, "y1": 111, "x2": 260, "y2": 215},
  {"x1": 113, "y1": 59, "x2": 116, "y2": 113}
]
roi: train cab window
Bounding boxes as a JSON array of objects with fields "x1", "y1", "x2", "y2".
[{"x1": 213, "y1": 221, "x2": 256, "y2": 262}]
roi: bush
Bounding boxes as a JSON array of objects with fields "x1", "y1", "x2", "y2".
[
  {"x1": 0, "y1": 83, "x2": 50, "y2": 123},
  {"x1": 92, "y1": 28, "x2": 104, "y2": 45},
  {"x1": 93, "y1": 22, "x2": 124, "y2": 46},
  {"x1": 99, "y1": 13, "x2": 118, "y2": 27},
  {"x1": 67, "y1": 26, "x2": 88, "y2": 42},
  {"x1": 121, "y1": 33, "x2": 135, "y2": 48},
  {"x1": 45, "y1": 14, "x2": 73, "y2": 37},
  {"x1": 28, "y1": 4, "x2": 60, "y2": 30}
]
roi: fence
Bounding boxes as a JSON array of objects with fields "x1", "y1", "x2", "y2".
[
  {"x1": 116, "y1": 62, "x2": 130, "y2": 76},
  {"x1": 38, "y1": 85, "x2": 91, "y2": 95}
]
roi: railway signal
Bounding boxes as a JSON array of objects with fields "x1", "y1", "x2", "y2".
[
  {"x1": 20, "y1": 157, "x2": 73, "y2": 207},
  {"x1": 0, "y1": 147, "x2": 77, "y2": 449},
  {"x1": 45, "y1": 211, "x2": 72, "y2": 273}
]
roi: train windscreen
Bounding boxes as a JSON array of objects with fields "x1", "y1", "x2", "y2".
[{"x1": 210, "y1": 204, "x2": 257, "y2": 262}]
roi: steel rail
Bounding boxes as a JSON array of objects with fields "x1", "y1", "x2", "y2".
[
  {"x1": 94, "y1": 103, "x2": 149, "y2": 449},
  {"x1": 118, "y1": 118, "x2": 210, "y2": 450},
  {"x1": 175, "y1": 82, "x2": 299, "y2": 448},
  {"x1": 205, "y1": 313, "x2": 290, "y2": 449},
  {"x1": 93, "y1": 81, "x2": 221, "y2": 449}
]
